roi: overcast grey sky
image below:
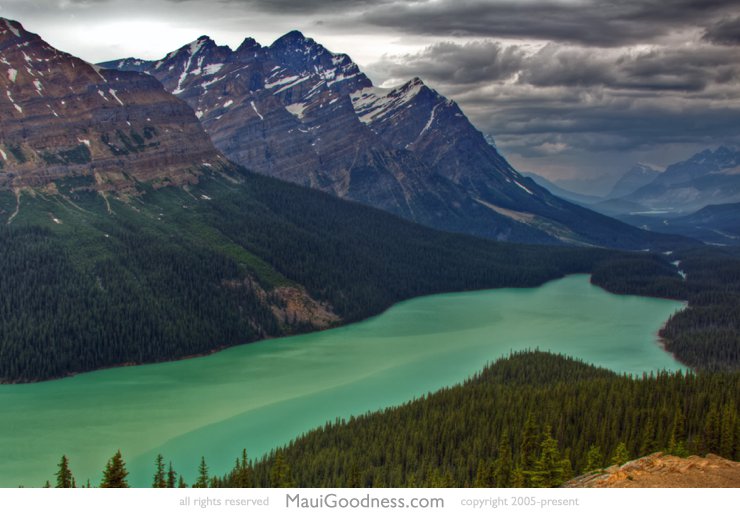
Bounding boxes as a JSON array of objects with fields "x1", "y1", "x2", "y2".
[{"x1": 1, "y1": 0, "x2": 739, "y2": 190}]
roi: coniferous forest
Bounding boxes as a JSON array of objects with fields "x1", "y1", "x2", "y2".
[
  {"x1": 46, "y1": 352, "x2": 739, "y2": 488},
  {"x1": 2, "y1": 171, "x2": 740, "y2": 489},
  {"x1": 0, "y1": 170, "x2": 612, "y2": 383},
  {"x1": 2, "y1": 169, "x2": 740, "y2": 382},
  {"x1": 591, "y1": 246, "x2": 740, "y2": 371}
]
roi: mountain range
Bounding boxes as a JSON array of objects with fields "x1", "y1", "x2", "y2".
[
  {"x1": 1, "y1": 18, "x2": 632, "y2": 382},
  {"x1": 620, "y1": 146, "x2": 740, "y2": 214},
  {"x1": 100, "y1": 31, "x2": 681, "y2": 250}
]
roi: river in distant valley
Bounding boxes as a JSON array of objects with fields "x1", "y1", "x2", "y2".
[{"x1": 0, "y1": 275, "x2": 685, "y2": 487}]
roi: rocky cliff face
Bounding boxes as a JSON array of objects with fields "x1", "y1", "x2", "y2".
[
  {"x1": 102, "y1": 32, "x2": 680, "y2": 249},
  {"x1": 565, "y1": 452, "x2": 740, "y2": 488},
  {"x1": 0, "y1": 18, "x2": 227, "y2": 193}
]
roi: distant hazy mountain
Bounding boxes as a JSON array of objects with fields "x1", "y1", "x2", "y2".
[
  {"x1": 622, "y1": 146, "x2": 740, "y2": 214},
  {"x1": 101, "y1": 32, "x2": 679, "y2": 249},
  {"x1": 551, "y1": 174, "x2": 620, "y2": 197},
  {"x1": 524, "y1": 172, "x2": 602, "y2": 205},
  {"x1": 622, "y1": 202, "x2": 740, "y2": 246},
  {"x1": 607, "y1": 163, "x2": 662, "y2": 199}
]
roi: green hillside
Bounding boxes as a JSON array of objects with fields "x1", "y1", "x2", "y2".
[{"x1": 0, "y1": 167, "x2": 610, "y2": 382}]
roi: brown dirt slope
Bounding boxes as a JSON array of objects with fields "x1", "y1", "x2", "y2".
[{"x1": 565, "y1": 452, "x2": 740, "y2": 488}]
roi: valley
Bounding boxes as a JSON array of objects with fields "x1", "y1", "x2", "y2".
[
  {"x1": 0, "y1": 275, "x2": 684, "y2": 487},
  {"x1": 0, "y1": 13, "x2": 738, "y2": 494}
]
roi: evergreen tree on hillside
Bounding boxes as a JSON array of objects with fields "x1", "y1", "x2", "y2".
[
  {"x1": 194, "y1": 457, "x2": 209, "y2": 488},
  {"x1": 719, "y1": 403, "x2": 736, "y2": 458},
  {"x1": 473, "y1": 461, "x2": 494, "y2": 488},
  {"x1": 530, "y1": 426, "x2": 567, "y2": 488},
  {"x1": 269, "y1": 453, "x2": 294, "y2": 488},
  {"x1": 519, "y1": 413, "x2": 540, "y2": 486},
  {"x1": 584, "y1": 445, "x2": 604, "y2": 473},
  {"x1": 230, "y1": 449, "x2": 252, "y2": 488},
  {"x1": 152, "y1": 454, "x2": 166, "y2": 488},
  {"x1": 100, "y1": 450, "x2": 129, "y2": 488},
  {"x1": 55, "y1": 455, "x2": 75, "y2": 488},
  {"x1": 166, "y1": 462, "x2": 177, "y2": 488},
  {"x1": 667, "y1": 406, "x2": 689, "y2": 457},
  {"x1": 493, "y1": 432, "x2": 513, "y2": 487},
  {"x1": 611, "y1": 442, "x2": 630, "y2": 466},
  {"x1": 703, "y1": 404, "x2": 721, "y2": 454}
]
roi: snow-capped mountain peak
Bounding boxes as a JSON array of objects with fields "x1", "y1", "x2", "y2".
[{"x1": 98, "y1": 30, "x2": 675, "y2": 249}]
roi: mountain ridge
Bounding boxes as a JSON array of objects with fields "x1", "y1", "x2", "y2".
[
  {"x1": 617, "y1": 146, "x2": 740, "y2": 214},
  {"x1": 100, "y1": 31, "x2": 688, "y2": 250},
  {"x1": 1, "y1": 18, "x2": 635, "y2": 382},
  {"x1": 0, "y1": 18, "x2": 230, "y2": 194}
]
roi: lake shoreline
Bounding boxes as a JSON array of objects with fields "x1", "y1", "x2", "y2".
[{"x1": 0, "y1": 275, "x2": 686, "y2": 487}]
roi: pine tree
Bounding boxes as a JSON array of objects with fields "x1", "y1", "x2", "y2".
[
  {"x1": 101, "y1": 450, "x2": 129, "y2": 488},
  {"x1": 611, "y1": 442, "x2": 630, "y2": 466},
  {"x1": 519, "y1": 413, "x2": 540, "y2": 486},
  {"x1": 152, "y1": 454, "x2": 166, "y2": 488},
  {"x1": 178, "y1": 476, "x2": 187, "y2": 488},
  {"x1": 667, "y1": 406, "x2": 689, "y2": 457},
  {"x1": 639, "y1": 417, "x2": 657, "y2": 456},
  {"x1": 427, "y1": 469, "x2": 452, "y2": 487},
  {"x1": 231, "y1": 449, "x2": 252, "y2": 487},
  {"x1": 346, "y1": 462, "x2": 362, "y2": 488},
  {"x1": 194, "y1": 457, "x2": 209, "y2": 488},
  {"x1": 493, "y1": 433, "x2": 513, "y2": 487},
  {"x1": 530, "y1": 426, "x2": 566, "y2": 488},
  {"x1": 269, "y1": 453, "x2": 294, "y2": 487},
  {"x1": 55, "y1": 455, "x2": 75, "y2": 488},
  {"x1": 510, "y1": 467, "x2": 525, "y2": 488},
  {"x1": 584, "y1": 445, "x2": 604, "y2": 473},
  {"x1": 520, "y1": 413, "x2": 539, "y2": 471},
  {"x1": 166, "y1": 462, "x2": 177, "y2": 488},
  {"x1": 703, "y1": 404, "x2": 721, "y2": 454},
  {"x1": 719, "y1": 403, "x2": 736, "y2": 459},
  {"x1": 473, "y1": 461, "x2": 493, "y2": 488}
]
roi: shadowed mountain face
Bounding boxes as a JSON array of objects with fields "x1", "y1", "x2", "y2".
[
  {"x1": 607, "y1": 163, "x2": 661, "y2": 200},
  {"x1": 101, "y1": 31, "x2": 685, "y2": 250},
  {"x1": 0, "y1": 19, "x2": 228, "y2": 194}
]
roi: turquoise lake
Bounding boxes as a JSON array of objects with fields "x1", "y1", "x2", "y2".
[{"x1": 0, "y1": 275, "x2": 686, "y2": 487}]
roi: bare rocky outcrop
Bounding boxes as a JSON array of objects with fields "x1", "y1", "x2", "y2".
[
  {"x1": 223, "y1": 277, "x2": 340, "y2": 332},
  {"x1": 565, "y1": 452, "x2": 740, "y2": 488}
]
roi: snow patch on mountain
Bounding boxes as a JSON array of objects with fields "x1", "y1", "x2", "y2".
[
  {"x1": 285, "y1": 102, "x2": 307, "y2": 119},
  {"x1": 350, "y1": 80, "x2": 425, "y2": 125},
  {"x1": 250, "y1": 100, "x2": 264, "y2": 120}
]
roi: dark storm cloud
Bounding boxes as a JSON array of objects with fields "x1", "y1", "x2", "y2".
[
  {"x1": 520, "y1": 44, "x2": 740, "y2": 91},
  {"x1": 360, "y1": 0, "x2": 738, "y2": 47},
  {"x1": 371, "y1": 41, "x2": 740, "y2": 93},
  {"x1": 367, "y1": 41, "x2": 525, "y2": 85},
  {"x1": 5, "y1": 0, "x2": 739, "y2": 178},
  {"x1": 703, "y1": 15, "x2": 740, "y2": 45},
  {"x1": 368, "y1": 37, "x2": 740, "y2": 161},
  {"x1": 165, "y1": 0, "x2": 404, "y2": 14}
]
